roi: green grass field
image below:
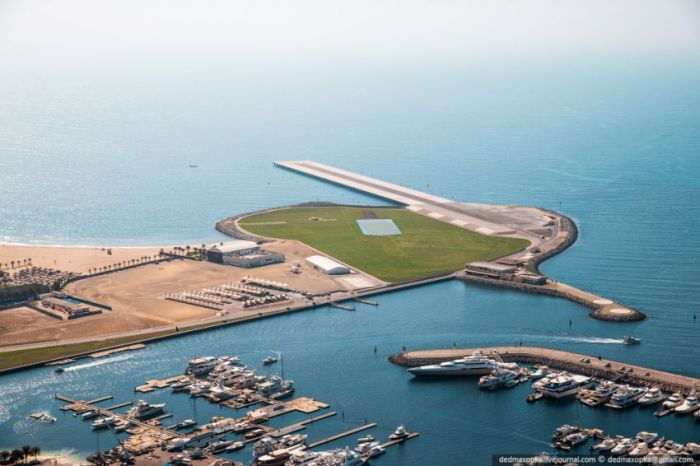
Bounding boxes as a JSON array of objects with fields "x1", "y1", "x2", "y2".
[{"x1": 240, "y1": 206, "x2": 529, "y2": 282}]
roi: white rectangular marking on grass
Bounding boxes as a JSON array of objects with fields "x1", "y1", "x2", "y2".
[
  {"x1": 427, "y1": 212, "x2": 444, "y2": 219},
  {"x1": 451, "y1": 219, "x2": 468, "y2": 226}
]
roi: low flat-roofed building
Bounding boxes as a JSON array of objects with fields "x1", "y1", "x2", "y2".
[
  {"x1": 465, "y1": 261, "x2": 517, "y2": 274},
  {"x1": 207, "y1": 241, "x2": 261, "y2": 263},
  {"x1": 224, "y1": 251, "x2": 284, "y2": 268},
  {"x1": 306, "y1": 255, "x2": 350, "y2": 275}
]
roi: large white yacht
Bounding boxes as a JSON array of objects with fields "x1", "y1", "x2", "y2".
[
  {"x1": 407, "y1": 350, "x2": 499, "y2": 376},
  {"x1": 638, "y1": 387, "x2": 665, "y2": 405},
  {"x1": 537, "y1": 373, "x2": 592, "y2": 398},
  {"x1": 185, "y1": 356, "x2": 219, "y2": 377},
  {"x1": 478, "y1": 368, "x2": 518, "y2": 390},
  {"x1": 605, "y1": 385, "x2": 647, "y2": 409},
  {"x1": 674, "y1": 389, "x2": 700, "y2": 414},
  {"x1": 126, "y1": 399, "x2": 165, "y2": 420}
]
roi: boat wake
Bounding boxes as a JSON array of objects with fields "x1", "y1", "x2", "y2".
[
  {"x1": 523, "y1": 334, "x2": 625, "y2": 345},
  {"x1": 64, "y1": 353, "x2": 135, "y2": 372}
]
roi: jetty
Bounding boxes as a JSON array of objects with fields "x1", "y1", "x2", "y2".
[
  {"x1": 307, "y1": 423, "x2": 377, "y2": 448},
  {"x1": 390, "y1": 346, "x2": 700, "y2": 395}
]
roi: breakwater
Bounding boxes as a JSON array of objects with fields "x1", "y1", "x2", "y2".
[{"x1": 390, "y1": 346, "x2": 699, "y2": 395}]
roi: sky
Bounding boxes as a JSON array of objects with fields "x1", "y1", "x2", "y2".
[{"x1": 1, "y1": 0, "x2": 699, "y2": 71}]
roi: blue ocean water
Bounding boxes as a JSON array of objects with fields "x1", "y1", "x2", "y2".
[{"x1": 1, "y1": 58, "x2": 699, "y2": 464}]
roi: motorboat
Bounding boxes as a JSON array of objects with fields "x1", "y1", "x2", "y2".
[
  {"x1": 224, "y1": 441, "x2": 245, "y2": 452},
  {"x1": 126, "y1": 400, "x2": 165, "y2": 420},
  {"x1": 357, "y1": 434, "x2": 375, "y2": 443},
  {"x1": 92, "y1": 416, "x2": 118, "y2": 430},
  {"x1": 185, "y1": 357, "x2": 219, "y2": 377},
  {"x1": 171, "y1": 379, "x2": 192, "y2": 392},
  {"x1": 527, "y1": 392, "x2": 544, "y2": 403},
  {"x1": 635, "y1": 431, "x2": 659, "y2": 445},
  {"x1": 81, "y1": 410, "x2": 100, "y2": 420},
  {"x1": 610, "y1": 438, "x2": 634, "y2": 456},
  {"x1": 563, "y1": 431, "x2": 589, "y2": 446},
  {"x1": 538, "y1": 374, "x2": 593, "y2": 398},
  {"x1": 590, "y1": 437, "x2": 618, "y2": 452},
  {"x1": 638, "y1": 387, "x2": 665, "y2": 405},
  {"x1": 529, "y1": 366, "x2": 549, "y2": 380},
  {"x1": 478, "y1": 368, "x2": 518, "y2": 390},
  {"x1": 165, "y1": 437, "x2": 191, "y2": 452},
  {"x1": 552, "y1": 425, "x2": 579, "y2": 440},
  {"x1": 407, "y1": 350, "x2": 500, "y2": 376},
  {"x1": 172, "y1": 419, "x2": 197, "y2": 430},
  {"x1": 210, "y1": 439, "x2": 234, "y2": 453},
  {"x1": 605, "y1": 385, "x2": 646, "y2": 409},
  {"x1": 263, "y1": 356, "x2": 278, "y2": 365},
  {"x1": 674, "y1": 389, "x2": 700, "y2": 414},
  {"x1": 628, "y1": 442, "x2": 650, "y2": 457},
  {"x1": 623, "y1": 336, "x2": 641, "y2": 345},
  {"x1": 255, "y1": 449, "x2": 291, "y2": 466},
  {"x1": 54, "y1": 367, "x2": 65, "y2": 374},
  {"x1": 663, "y1": 392, "x2": 684, "y2": 409},
  {"x1": 253, "y1": 434, "x2": 307, "y2": 459},
  {"x1": 580, "y1": 381, "x2": 619, "y2": 407},
  {"x1": 389, "y1": 425, "x2": 409, "y2": 440}
]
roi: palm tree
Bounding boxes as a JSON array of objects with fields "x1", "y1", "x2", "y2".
[
  {"x1": 10, "y1": 261, "x2": 14, "y2": 269},
  {"x1": 10, "y1": 449, "x2": 22, "y2": 465},
  {"x1": 0, "y1": 450, "x2": 11, "y2": 464},
  {"x1": 30, "y1": 447, "x2": 40, "y2": 461},
  {"x1": 20, "y1": 446, "x2": 31, "y2": 463}
]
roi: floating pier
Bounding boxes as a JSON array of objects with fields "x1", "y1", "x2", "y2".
[
  {"x1": 380, "y1": 432, "x2": 420, "y2": 448},
  {"x1": 353, "y1": 298, "x2": 378, "y2": 306},
  {"x1": 330, "y1": 302, "x2": 355, "y2": 311},
  {"x1": 268, "y1": 411, "x2": 337, "y2": 437},
  {"x1": 307, "y1": 423, "x2": 377, "y2": 449}
]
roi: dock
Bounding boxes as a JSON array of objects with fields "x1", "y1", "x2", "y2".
[
  {"x1": 307, "y1": 423, "x2": 377, "y2": 449},
  {"x1": 89, "y1": 343, "x2": 145, "y2": 359},
  {"x1": 353, "y1": 298, "x2": 378, "y2": 306},
  {"x1": 268, "y1": 411, "x2": 337, "y2": 437},
  {"x1": 390, "y1": 346, "x2": 700, "y2": 394},
  {"x1": 380, "y1": 432, "x2": 420, "y2": 448},
  {"x1": 330, "y1": 302, "x2": 355, "y2": 311}
]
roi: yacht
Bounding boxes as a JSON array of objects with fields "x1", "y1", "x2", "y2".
[
  {"x1": 253, "y1": 434, "x2": 307, "y2": 459},
  {"x1": 185, "y1": 357, "x2": 219, "y2": 377},
  {"x1": 590, "y1": 437, "x2": 618, "y2": 452},
  {"x1": 188, "y1": 381, "x2": 212, "y2": 396},
  {"x1": 357, "y1": 434, "x2": 374, "y2": 443},
  {"x1": 538, "y1": 374, "x2": 593, "y2": 398},
  {"x1": 210, "y1": 439, "x2": 234, "y2": 453},
  {"x1": 407, "y1": 350, "x2": 499, "y2": 376},
  {"x1": 171, "y1": 379, "x2": 191, "y2": 393},
  {"x1": 529, "y1": 366, "x2": 550, "y2": 380},
  {"x1": 165, "y1": 437, "x2": 191, "y2": 452},
  {"x1": 628, "y1": 442, "x2": 650, "y2": 457},
  {"x1": 580, "y1": 381, "x2": 619, "y2": 407},
  {"x1": 389, "y1": 425, "x2": 409, "y2": 440},
  {"x1": 662, "y1": 392, "x2": 684, "y2": 409},
  {"x1": 674, "y1": 390, "x2": 700, "y2": 414},
  {"x1": 635, "y1": 431, "x2": 659, "y2": 445},
  {"x1": 638, "y1": 387, "x2": 665, "y2": 405},
  {"x1": 257, "y1": 376, "x2": 295, "y2": 398},
  {"x1": 172, "y1": 419, "x2": 197, "y2": 430},
  {"x1": 478, "y1": 368, "x2": 518, "y2": 390},
  {"x1": 263, "y1": 356, "x2": 278, "y2": 365},
  {"x1": 126, "y1": 400, "x2": 165, "y2": 420},
  {"x1": 605, "y1": 385, "x2": 646, "y2": 409},
  {"x1": 552, "y1": 424, "x2": 579, "y2": 440},
  {"x1": 610, "y1": 438, "x2": 634, "y2": 456},
  {"x1": 563, "y1": 431, "x2": 589, "y2": 446},
  {"x1": 355, "y1": 440, "x2": 385, "y2": 458},
  {"x1": 91, "y1": 416, "x2": 118, "y2": 430},
  {"x1": 255, "y1": 450, "x2": 291, "y2": 466},
  {"x1": 623, "y1": 336, "x2": 641, "y2": 345},
  {"x1": 225, "y1": 441, "x2": 245, "y2": 452}
]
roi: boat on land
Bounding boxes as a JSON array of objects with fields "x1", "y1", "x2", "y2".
[
  {"x1": 407, "y1": 350, "x2": 499, "y2": 376},
  {"x1": 623, "y1": 336, "x2": 641, "y2": 345}
]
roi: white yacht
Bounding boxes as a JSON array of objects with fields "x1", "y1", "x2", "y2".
[
  {"x1": 478, "y1": 368, "x2": 518, "y2": 390},
  {"x1": 407, "y1": 350, "x2": 499, "y2": 376},
  {"x1": 610, "y1": 438, "x2": 634, "y2": 456},
  {"x1": 253, "y1": 434, "x2": 307, "y2": 459},
  {"x1": 538, "y1": 374, "x2": 592, "y2": 398},
  {"x1": 165, "y1": 437, "x2": 191, "y2": 451},
  {"x1": 579, "y1": 381, "x2": 619, "y2": 407},
  {"x1": 126, "y1": 400, "x2": 165, "y2": 420},
  {"x1": 674, "y1": 390, "x2": 700, "y2": 414},
  {"x1": 662, "y1": 392, "x2": 684, "y2": 409},
  {"x1": 605, "y1": 385, "x2": 646, "y2": 409},
  {"x1": 185, "y1": 356, "x2": 219, "y2": 377},
  {"x1": 635, "y1": 431, "x2": 659, "y2": 445},
  {"x1": 91, "y1": 416, "x2": 118, "y2": 430},
  {"x1": 590, "y1": 437, "x2": 618, "y2": 452},
  {"x1": 628, "y1": 442, "x2": 650, "y2": 457},
  {"x1": 563, "y1": 431, "x2": 589, "y2": 446},
  {"x1": 529, "y1": 365, "x2": 550, "y2": 380},
  {"x1": 389, "y1": 425, "x2": 409, "y2": 440},
  {"x1": 638, "y1": 387, "x2": 665, "y2": 405}
]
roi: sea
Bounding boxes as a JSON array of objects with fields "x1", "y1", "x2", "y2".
[{"x1": 0, "y1": 57, "x2": 699, "y2": 464}]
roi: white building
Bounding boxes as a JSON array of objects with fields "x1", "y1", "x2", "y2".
[{"x1": 305, "y1": 255, "x2": 350, "y2": 275}]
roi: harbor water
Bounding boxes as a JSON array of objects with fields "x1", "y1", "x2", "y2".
[{"x1": 1, "y1": 39, "x2": 700, "y2": 466}]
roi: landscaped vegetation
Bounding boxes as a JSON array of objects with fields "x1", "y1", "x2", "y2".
[{"x1": 240, "y1": 206, "x2": 529, "y2": 282}]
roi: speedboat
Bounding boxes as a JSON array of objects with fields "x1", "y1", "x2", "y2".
[
  {"x1": 263, "y1": 356, "x2": 278, "y2": 365},
  {"x1": 663, "y1": 392, "x2": 684, "y2": 409},
  {"x1": 610, "y1": 438, "x2": 634, "y2": 456},
  {"x1": 635, "y1": 431, "x2": 659, "y2": 445},
  {"x1": 674, "y1": 390, "x2": 700, "y2": 414},
  {"x1": 389, "y1": 425, "x2": 409, "y2": 440},
  {"x1": 623, "y1": 336, "x2": 641, "y2": 345},
  {"x1": 605, "y1": 385, "x2": 646, "y2": 409},
  {"x1": 357, "y1": 434, "x2": 375, "y2": 443},
  {"x1": 552, "y1": 425, "x2": 579, "y2": 440},
  {"x1": 54, "y1": 367, "x2": 65, "y2": 374},
  {"x1": 407, "y1": 350, "x2": 499, "y2": 376},
  {"x1": 127, "y1": 400, "x2": 165, "y2": 420},
  {"x1": 172, "y1": 419, "x2": 197, "y2": 430},
  {"x1": 638, "y1": 387, "x2": 665, "y2": 405}
]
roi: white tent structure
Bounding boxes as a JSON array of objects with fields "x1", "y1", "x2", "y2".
[{"x1": 305, "y1": 255, "x2": 350, "y2": 275}]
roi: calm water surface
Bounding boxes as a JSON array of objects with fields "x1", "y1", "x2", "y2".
[{"x1": 1, "y1": 59, "x2": 699, "y2": 464}]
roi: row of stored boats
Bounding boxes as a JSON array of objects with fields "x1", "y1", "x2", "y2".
[{"x1": 552, "y1": 424, "x2": 700, "y2": 460}]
